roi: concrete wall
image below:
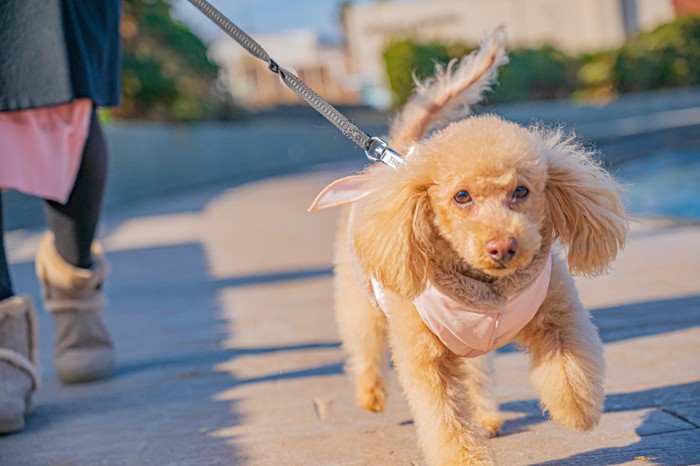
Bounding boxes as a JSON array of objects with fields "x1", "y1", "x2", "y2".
[
  {"x1": 102, "y1": 117, "x2": 384, "y2": 207},
  {"x1": 4, "y1": 86, "x2": 700, "y2": 231},
  {"x1": 2, "y1": 112, "x2": 385, "y2": 230}
]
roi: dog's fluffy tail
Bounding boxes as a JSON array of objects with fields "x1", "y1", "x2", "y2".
[{"x1": 389, "y1": 26, "x2": 508, "y2": 150}]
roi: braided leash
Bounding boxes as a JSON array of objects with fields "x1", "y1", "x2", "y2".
[{"x1": 186, "y1": 0, "x2": 404, "y2": 168}]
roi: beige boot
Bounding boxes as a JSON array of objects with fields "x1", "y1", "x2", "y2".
[
  {"x1": 0, "y1": 296, "x2": 39, "y2": 434},
  {"x1": 36, "y1": 233, "x2": 114, "y2": 384}
]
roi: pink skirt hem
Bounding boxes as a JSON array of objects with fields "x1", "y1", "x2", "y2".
[{"x1": 0, "y1": 99, "x2": 92, "y2": 203}]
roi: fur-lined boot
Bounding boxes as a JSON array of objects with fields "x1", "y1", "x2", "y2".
[
  {"x1": 0, "y1": 296, "x2": 39, "y2": 433},
  {"x1": 35, "y1": 233, "x2": 114, "y2": 384}
]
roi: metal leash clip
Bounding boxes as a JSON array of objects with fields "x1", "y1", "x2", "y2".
[{"x1": 365, "y1": 137, "x2": 405, "y2": 169}]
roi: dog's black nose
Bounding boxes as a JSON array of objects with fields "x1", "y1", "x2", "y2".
[{"x1": 486, "y1": 238, "x2": 518, "y2": 264}]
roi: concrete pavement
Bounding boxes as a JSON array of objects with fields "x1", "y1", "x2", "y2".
[{"x1": 1, "y1": 166, "x2": 699, "y2": 465}]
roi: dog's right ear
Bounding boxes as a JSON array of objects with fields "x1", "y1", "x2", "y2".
[
  {"x1": 541, "y1": 129, "x2": 628, "y2": 276},
  {"x1": 352, "y1": 167, "x2": 433, "y2": 299}
]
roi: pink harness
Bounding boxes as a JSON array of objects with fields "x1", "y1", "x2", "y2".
[
  {"x1": 371, "y1": 254, "x2": 552, "y2": 357},
  {"x1": 309, "y1": 174, "x2": 552, "y2": 357}
]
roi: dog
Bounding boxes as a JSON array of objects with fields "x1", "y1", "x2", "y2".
[{"x1": 310, "y1": 27, "x2": 627, "y2": 465}]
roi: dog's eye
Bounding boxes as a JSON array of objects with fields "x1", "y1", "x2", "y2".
[
  {"x1": 513, "y1": 186, "x2": 529, "y2": 200},
  {"x1": 453, "y1": 190, "x2": 473, "y2": 205}
]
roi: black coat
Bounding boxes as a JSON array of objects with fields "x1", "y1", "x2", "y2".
[{"x1": 0, "y1": 0, "x2": 121, "y2": 111}]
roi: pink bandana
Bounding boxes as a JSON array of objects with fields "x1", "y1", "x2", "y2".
[
  {"x1": 309, "y1": 173, "x2": 552, "y2": 357},
  {"x1": 371, "y1": 254, "x2": 552, "y2": 357}
]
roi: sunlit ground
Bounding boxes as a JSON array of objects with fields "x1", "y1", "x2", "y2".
[{"x1": 2, "y1": 150, "x2": 699, "y2": 464}]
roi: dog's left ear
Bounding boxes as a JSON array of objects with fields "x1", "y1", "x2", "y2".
[
  {"x1": 542, "y1": 132, "x2": 628, "y2": 276},
  {"x1": 352, "y1": 165, "x2": 434, "y2": 298}
]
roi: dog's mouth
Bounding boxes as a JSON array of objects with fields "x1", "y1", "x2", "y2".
[
  {"x1": 482, "y1": 263, "x2": 516, "y2": 277},
  {"x1": 479, "y1": 254, "x2": 534, "y2": 277}
]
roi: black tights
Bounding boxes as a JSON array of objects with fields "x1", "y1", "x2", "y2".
[{"x1": 0, "y1": 110, "x2": 108, "y2": 301}]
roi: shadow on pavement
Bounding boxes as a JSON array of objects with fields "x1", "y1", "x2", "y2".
[
  {"x1": 593, "y1": 294, "x2": 700, "y2": 344},
  {"x1": 498, "y1": 293, "x2": 700, "y2": 354},
  {"x1": 0, "y1": 241, "x2": 246, "y2": 465},
  {"x1": 501, "y1": 381, "x2": 700, "y2": 430},
  {"x1": 520, "y1": 381, "x2": 700, "y2": 465},
  {"x1": 212, "y1": 267, "x2": 332, "y2": 289}
]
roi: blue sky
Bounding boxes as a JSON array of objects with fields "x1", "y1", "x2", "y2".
[{"x1": 171, "y1": 0, "x2": 377, "y2": 43}]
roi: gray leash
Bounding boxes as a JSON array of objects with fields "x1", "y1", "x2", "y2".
[{"x1": 186, "y1": 0, "x2": 404, "y2": 168}]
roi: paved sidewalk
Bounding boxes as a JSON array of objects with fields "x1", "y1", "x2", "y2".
[{"x1": 1, "y1": 167, "x2": 699, "y2": 465}]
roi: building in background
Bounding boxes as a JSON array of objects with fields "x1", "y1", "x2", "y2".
[
  {"x1": 673, "y1": 0, "x2": 700, "y2": 16},
  {"x1": 210, "y1": 29, "x2": 360, "y2": 109},
  {"x1": 344, "y1": 0, "x2": 678, "y2": 108},
  {"x1": 211, "y1": 0, "x2": 692, "y2": 110}
]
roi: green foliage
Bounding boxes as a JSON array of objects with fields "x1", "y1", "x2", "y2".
[
  {"x1": 384, "y1": 41, "x2": 474, "y2": 107},
  {"x1": 117, "y1": 0, "x2": 224, "y2": 121},
  {"x1": 384, "y1": 41, "x2": 448, "y2": 107},
  {"x1": 383, "y1": 16, "x2": 700, "y2": 107},
  {"x1": 384, "y1": 39, "x2": 577, "y2": 107},
  {"x1": 574, "y1": 50, "x2": 617, "y2": 100},
  {"x1": 489, "y1": 45, "x2": 578, "y2": 103},
  {"x1": 613, "y1": 15, "x2": 700, "y2": 92}
]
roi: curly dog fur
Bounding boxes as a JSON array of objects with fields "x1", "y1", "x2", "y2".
[{"x1": 326, "y1": 28, "x2": 628, "y2": 465}]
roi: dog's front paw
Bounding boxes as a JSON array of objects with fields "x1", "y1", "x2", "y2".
[
  {"x1": 433, "y1": 445, "x2": 495, "y2": 466},
  {"x1": 557, "y1": 403, "x2": 602, "y2": 432},
  {"x1": 421, "y1": 426, "x2": 496, "y2": 466},
  {"x1": 355, "y1": 380, "x2": 386, "y2": 413},
  {"x1": 476, "y1": 415, "x2": 502, "y2": 438},
  {"x1": 532, "y1": 354, "x2": 604, "y2": 432},
  {"x1": 548, "y1": 383, "x2": 603, "y2": 432}
]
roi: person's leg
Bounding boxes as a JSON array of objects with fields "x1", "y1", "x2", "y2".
[
  {"x1": 0, "y1": 195, "x2": 39, "y2": 434},
  {"x1": 0, "y1": 194, "x2": 15, "y2": 300},
  {"x1": 44, "y1": 110, "x2": 108, "y2": 268},
  {"x1": 36, "y1": 109, "x2": 114, "y2": 384}
]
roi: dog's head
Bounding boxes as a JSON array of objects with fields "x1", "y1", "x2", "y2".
[{"x1": 352, "y1": 114, "x2": 628, "y2": 298}]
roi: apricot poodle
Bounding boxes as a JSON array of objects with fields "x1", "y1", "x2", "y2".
[{"x1": 311, "y1": 27, "x2": 627, "y2": 465}]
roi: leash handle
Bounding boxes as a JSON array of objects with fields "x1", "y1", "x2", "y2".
[{"x1": 186, "y1": 0, "x2": 404, "y2": 168}]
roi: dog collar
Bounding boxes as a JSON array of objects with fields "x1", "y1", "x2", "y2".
[{"x1": 371, "y1": 254, "x2": 552, "y2": 357}]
